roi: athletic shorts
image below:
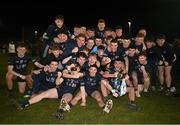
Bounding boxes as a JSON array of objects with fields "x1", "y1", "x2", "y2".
[
  {"x1": 85, "y1": 88, "x2": 98, "y2": 96},
  {"x1": 56, "y1": 87, "x2": 74, "y2": 99}
]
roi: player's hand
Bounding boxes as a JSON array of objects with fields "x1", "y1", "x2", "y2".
[
  {"x1": 125, "y1": 51, "x2": 129, "y2": 55},
  {"x1": 112, "y1": 92, "x2": 119, "y2": 98},
  {"x1": 140, "y1": 66, "x2": 145, "y2": 72},
  {"x1": 53, "y1": 37, "x2": 60, "y2": 43},
  {"x1": 73, "y1": 73, "x2": 83, "y2": 78},
  {"x1": 44, "y1": 65, "x2": 50, "y2": 72},
  {"x1": 76, "y1": 73, "x2": 84, "y2": 78},
  {"x1": 78, "y1": 73, "x2": 84, "y2": 77},
  {"x1": 135, "y1": 49, "x2": 140, "y2": 54},
  {"x1": 114, "y1": 72, "x2": 119, "y2": 77},
  {"x1": 20, "y1": 75, "x2": 26, "y2": 80},
  {"x1": 58, "y1": 72, "x2": 62, "y2": 77},
  {"x1": 33, "y1": 69, "x2": 41, "y2": 74},
  {"x1": 59, "y1": 50, "x2": 63, "y2": 54},
  {"x1": 102, "y1": 57, "x2": 111, "y2": 65},
  {"x1": 72, "y1": 47, "x2": 78, "y2": 53}
]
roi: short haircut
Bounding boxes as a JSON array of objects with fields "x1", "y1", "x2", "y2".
[
  {"x1": 95, "y1": 36, "x2": 103, "y2": 40},
  {"x1": 50, "y1": 60, "x2": 58, "y2": 63},
  {"x1": 87, "y1": 37, "x2": 95, "y2": 42},
  {"x1": 136, "y1": 33, "x2": 145, "y2": 38},
  {"x1": 89, "y1": 64, "x2": 98, "y2": 69},
  {"x1": 128, "y1": 44, "x2": 136, "y2": 49},
  {"x1": 16, "y1": 42, "x2": 27, "y2": 49},
  {"x1": 77, "y1": 33, "x2": 86, "y2": 39},
  {"x1": 77, "y1": 52, "x2": 87, "y2": 59},
  {"x1": 156, "y1": 34, "x2": 166, "y2": 40},
  {"x1": 82, "y1": 48, "x2": 90, "y2": 53},
  {"x1": 106, "y1": 36, "x2": 114, "y2": 41},
  {"x1": 105, "y1": 27, "x2": 113, "y2": 32},
  {"x1": 97, "y1": 45, "x2": 105, "y2": 50},
  {"x1": 138, "y1": 52, "x2": 147, "y2": 58},
  {"x1": 87, "y1": 26, "x2": 95, "y2": 31},
  {"x1": 98, "y1": 19, "x2": 105, "y2": 24},
  {"x1": 89, "y1": 53, "x2": 97, "y2": 58},
  {"x1": 48, "y1": 59, "x2": 59, "y2": 65},
  {"x1": 114, "y1": 58, "x2": 124, "y2": 63},
  {"x1": 55, "y1": 14, "x2": 64, "y2": 22},
  {"x1": 57, "y1": 30, "x2": 69, "y2": 36},
  {"x1": 51, "y1": 44, "x2": 60, "y2": 51},
  {"x1": 74, "y1": 24, "x2": 82, "y2": 28},
  {"x1": 110, "y1": 39, "x2": 118, "y2": 44},
  {"x1": 113, "y1": 58, "x2": 125, "y2": 65},
  {"x1": 145, "y1": 36, "x2": 155, "y2": 42},
  {"x1": 115, "y1": 25, "x2": 123, "y2": 30}
]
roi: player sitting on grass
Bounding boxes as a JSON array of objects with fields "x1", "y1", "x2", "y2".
[
  {"x1": 57, "y1": 65, "x2": 113, "y2": 115},
  {"x1": 101, "y1": 58, "x2": 141, "y2": 110}
]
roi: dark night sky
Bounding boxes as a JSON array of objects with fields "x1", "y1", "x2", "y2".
[{"x1": 0, "y1": 0, "x2": 180, "y2": 42}]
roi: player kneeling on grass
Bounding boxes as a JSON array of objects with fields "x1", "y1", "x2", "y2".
[
  {"x1": 101, "y1": 58, "x2": 141, "y2": 110},
  {"x1": 6, "y1": 42, "x2": 44, "y2": 97},
  {"x1": 58, "y1": 65, "x2": 113, "y2": 115}
]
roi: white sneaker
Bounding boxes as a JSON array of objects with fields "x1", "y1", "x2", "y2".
[
  {"x1": 60, "y1": 98, "x2": 71, "y2": 112},
  {"x1": 103, "y1": 99, "x2": 113, "y2": 113},
  {"x1": 170, "y1": 86, "x2": 176, "y2": 93}
]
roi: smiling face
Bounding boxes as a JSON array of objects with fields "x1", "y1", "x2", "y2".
[
  {"x1": 49, "y1": 61, "x2": 58, "y2": 72},
  {"x1": 89, "y1": 66, "x2": 97, "y2": 76},
  {"x1": 86, "y1": 39, "x2": 95, "y2": 49},
  {"x1": 114, "y1": 60, "x2": 123, "y2": 70},
  {"x1": 110, "y1": 42, "x2": 118, "y2": 52},
  {"x1": 77, "y1": 36, "x2": 85, "y2": 47},
  {"x1": 57, "y1": 33, "x2": 68, "y2": 42},
  {"x1": 88, "y1": 54, "x2": 97, "y2": 65}
]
